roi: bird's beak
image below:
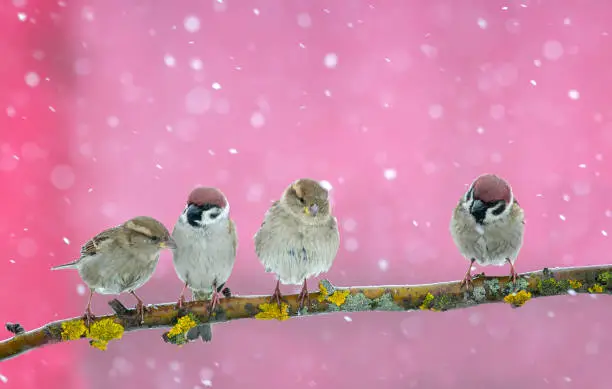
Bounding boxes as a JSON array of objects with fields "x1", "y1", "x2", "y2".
[
  {"x1": 160, "y1": 237, "x2": 177, "y2": 250},
  {"x1": 304, "y1": 203, "x2": 319, "y2": 216},
  {"x1": 469, "y1": 199, "x2": 486, "y2": 216}
]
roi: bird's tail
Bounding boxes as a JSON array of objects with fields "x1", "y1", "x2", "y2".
[
  {"x1": 192, "y1": 290, "x2": 214, "y2": 342},
  {"x1": 50, "y1": 260, "x2": 79, "y2": 271}
]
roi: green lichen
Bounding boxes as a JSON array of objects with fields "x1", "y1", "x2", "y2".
[
  {"x1": 588, "y1": 284, "x2": 604, "y2": 294},
  {"x1": 597, "y1": 272, "x2": 612, "y2": 289},
  {"x1": 503, "y1": 290, "x2": 532, "y2": 307},
  {"x1": 327, "y1": 290, "x2": 350, "y2": 306},
  {"x1": 502, "y1": 277, "x2": 529, "y2": 294},
  {"x1": 164, "y1": 313, "x2": 200, "y2": 346},
  {"x1": 484, "y1": 279, "x2": 500, "y2": 295},
  {"x1": 255, "y1": 302, "x2": 290, "y2": 321},
  {"x1": 432, "y1": 294, "x2": 452, "y2": 311},
  {"x1": 568, "y1": 280, "x2": 583, "y2": 290},
  {"x1": 372, "y1": 292, "x2": 402, "y2": 311},
  {"x1": 60, "y1": 319, "x2": 87, "y2": 341},
  {"x1": 538, "y1": 278, "x2": 561, "y2": 296},
  {"x1": 87, "y1": 318, "x2": 124, "y2": 351},
  {"x1": 471, "y1": 286, "x2": 487, "y2": 302},
  {"x1": 342, "y1": 293, "x2": 372, "y2": 312}
]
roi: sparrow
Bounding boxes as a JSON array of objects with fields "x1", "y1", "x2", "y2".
[
  {"x1": 172, "y1": 186, "x2": 237, "y2": 342},
  {"x1": 254, "y1": 178, "x2": 340, "y2": 311},
  {"x1": 450, "y1": 173, "x2": 525, "y2": 289},
  {"x1": 51, "y1": 216, "x2": 177, "y2": 324}
]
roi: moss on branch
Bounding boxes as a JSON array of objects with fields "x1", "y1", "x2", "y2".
[{"x1": 1, "y1": 264, "x2": 612, "y2": 360}]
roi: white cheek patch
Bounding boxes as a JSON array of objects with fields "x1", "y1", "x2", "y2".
[{"x1": 474, "y1": 224, "x2": 485, "y2": 235}]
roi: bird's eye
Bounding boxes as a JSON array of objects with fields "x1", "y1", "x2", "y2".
[
  {"x1": 298, "y1": 197, "x2": 305, "y2": 205},
  {"x1": 150, "y1": 236, "x2": 160, "y2": 243},
  {"x1": 209, "y1": 212, "x2": 219, "y2": 219}
]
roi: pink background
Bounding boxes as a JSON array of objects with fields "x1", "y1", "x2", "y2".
[{"x1": 2, "y1": 0, "x2": 612, "y2": 388}]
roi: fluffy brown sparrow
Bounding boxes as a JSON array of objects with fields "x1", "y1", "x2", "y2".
[
  {"x1": 450, "y1": 173, "x2": 525, "y2": 289},
  {"x1": 254, "y1": 178, "x2": 340, "y2": 311},
  {"x1": 51, "y1": 216, "x2": 176, "y2": 324},
  {"x1": 172, "y1": 186, "x2": 238, "y2": 342}
]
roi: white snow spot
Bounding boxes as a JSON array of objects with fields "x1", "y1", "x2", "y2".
[
  {"x1": 155, "y1": 164, "x2": 162, "y2": 169},
  {"x1": 428, "y1": 104, "x2": 443, "y2": 119},
  {"x1": 543, "y1": 40, "x2": 564, "y2": 61},
  {"x1": 412, "y1": 220, "x2": 419, "y2": 227},
  {"x1": 324, "y1": 89, "x2": 332, "y2": 97},
  {"x1": 420, "y1": 44, "x2": 438, "y2": 59},
  {"x1": 559, "y1": 214, "x2": 566, "y2": 221},
  {"x1": 107, "y1": 116, "x2": 119, "y2": 128},
  {"x1": 253, "y1": 8, "x2": 260, "y2": 15},
  {"x1": 578, "y1": 163, "x2": 587, "y2": 168},
  {"x1": 606, "y1": 210, "x2": 612, "y2": 218},
  {"x1": 323, "y1": 53, "x2": 338, "y2": 69},
  {"x1": 50, "y1": 165, "x2": 75, "y2": 190},
  {"x1": 344, "y1": 238, "x2": 359, "y2": 252},
  {"x1": 246, "y1": 184, "x2": 264, "y2": 202},
  {"x1": 383, "y1": 168, "x2": 397, "y2": 180},
  {"x1": 562, "y1": 194, "x2": 570, "y2": 202},
  {"x1": 74, "y1": 58, "x2": 91, "y2": 75},
  {"x1": 378, "y1": 259, "x2": 389, "y2": 271},
  {"x1": 200, "y1": 367, "x2": 214, "y2": 386},
  {"x1": 17, "y1": 238, "x2": 37, "y2": 258},
  {"x1": 297, "y1": 13, "x2": 312, "y2": 28},
  {"x1": 530, "y1": 79, "x2": 537, "y2": 86},
  {"x1": 602, "y1": 230, "x2": 608, "y2": 237},
  {"x1": 563, "y1": 17, "x2": 571, "y2": 26},
  {"x1": 184, "y1": 15, "x2": 201, "y2": 32},
  {"x1": 81, "y1": 6, "x2": 94, "y2": 21},
  {"x1": 250, "y1": 111, "x2": 265, "y2": 128},
  {"x1": 0, "y1": 374, "x2": 6, "y2": 383},
  {"x1": 6, "y1": 106, "x2": 15, "y2": 117},
  {"x1": 342, "y1": 218, "x2": 357, "y2": 232},
  {"x1": 164, "y1": 54, "x2": 176, "y2": 67},
  {"x1": 563, "y1": 377, "x2": 572, "y2": 383},
  {"x1": 343, "y1": 316, "x2": 352, "y2": 322},
  {"x1": 568, "y1": 89, "x2": 580, "y2": 100},
  {"x1": 228, "y1": 148, "x2": 238, "y2": 154},
  {"x1": 76, "y1": 284, "x2": 86, "y2": 295},
  {"x1": 24, "y1": 72, "x2": 40, "y2": 87},
  {"x1": 185, "y1": 87, "x2": 212, "y2": 114},
  {"x1": 533, "y1": 59, "x2": 542, "y2": 67},
  {"x1": 212, "y1": 82, "x2": 221, "y2": 90},
  {"x1": 63, "y1": 237, "x2": 70, "y2": 245},
  {"x1": 17, "y1": 12, "x2": 27, "y2": 22},
  {"x1": 477, "y1": 18, "x2": 487, "y2": 29},
  {"x1": 190, "y1": 58, "x2": 203, "y2": 70},
  {"x1": 476, "y1": 126, "x2": 485, "y2": 134}
]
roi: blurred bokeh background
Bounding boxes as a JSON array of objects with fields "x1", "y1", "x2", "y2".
[{"x1": 2, "y1": 0, "x2": 612, "y2": 387}]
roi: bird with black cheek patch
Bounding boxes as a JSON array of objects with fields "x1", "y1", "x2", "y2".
[
  {"x1": 450, "y1": 173, "x2": 525, "y2": 289},
  {"x1": 51, "y1": 216, "x2": 177, "y2": 325},
  {"x1": 254, "y1": 178, "x2": 340, "y2": 311},
  {"x1": 171, "y1": 186, "x2": 237, "y2": 342}
]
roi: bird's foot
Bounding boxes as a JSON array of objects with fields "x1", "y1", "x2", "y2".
[
  {"x1": 269, "y1": 287, "x2": 287, "y2": 310},
  {"x1": 297, "y1": 283, "x2": 311, "y2": 312},
  {"x1": 135, "y1": 301, "x2": 148, "y2": 324},
  {"x1": 207, "y1": 290, "x2": 222, "y2": 316},
  {"x1": 83, "y1": 309, "x2": 96, "y2": 327},
  {"x1": 460, "y1": 273, "x2": 474, "y2": 290},
  {"x1": 176, "y1": 294, "x2": 186, "y2": 310},
  {"x1": 507, "y1": 259, "x2": 518, "y2": 286}
]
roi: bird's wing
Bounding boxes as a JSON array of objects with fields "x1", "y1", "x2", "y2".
[
  {"x1": 80, "y1": 226, "x2": 121, "y2": 258},
  {"x1": 228, "y1": 218, "x2": 238, "y2": 257}
]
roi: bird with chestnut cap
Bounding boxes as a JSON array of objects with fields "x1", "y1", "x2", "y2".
[
  {"x1": 450, "y1": 173, "x2": 525, "y2": 289},
  {"x1": 172, "y1": 186, "x2": 237, "y2": 342}
]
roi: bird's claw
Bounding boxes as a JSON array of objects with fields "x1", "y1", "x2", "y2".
[
  {"x1": 269, "y1": 288, "x2": 287, "y2": 310},
  {"x1": 460, "y1": 273, "x2": 474, "y2": 290},
  {"x1": 176, "y1": 295, "x2": 186, "y2": 310},
  {"x1": 135, "y1": 301, "x2": 148, "y2": 324},
  {"x1": 83, "y1": 309, "x2": 96, "y2": 327},
  {"x1": 297, "y1": 290, "x2": 311, "y2": 312},
  {"x1": 207, "y1": 290, "x2": 222, "y2": 317}
]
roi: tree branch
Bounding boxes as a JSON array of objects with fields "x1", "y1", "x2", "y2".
[{"x1": 2, "y1": 264, "x2": 612, "y2": 361}]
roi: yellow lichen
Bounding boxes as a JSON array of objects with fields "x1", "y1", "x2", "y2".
[
  {"x1": 255, "y1": 302, "x2": 290, "y2": 321},
  {"x1": 87, "y1": 318, "x2": 124, "y2": 351},
  {"x1": 317, "y1": 281, "x2": 329, "y2": 302},
  {"x1": 60, "y1": 319, "x2": 88, "y2": 341},
  {"x1": 588, "y1": 283, "x2": 604, "y2": 294},
  {"x1": 327, "y1": 290, "x2": 350, "y2": 306},
  {"x1": 419, "y1": 293, "x2": 435, "y2": 310},
  {"x1": 503, "y1": 290, "x2": 532, "y2": 307},
  {"x1": 568, "y1": 280, "x2": 582, "y2": 289},
  {"x1": 90, "y1": 340, "x2": 109, "y2": 351},
  {"x1": 167, "y1": 315, "x2": 198, "y2": 338}
]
